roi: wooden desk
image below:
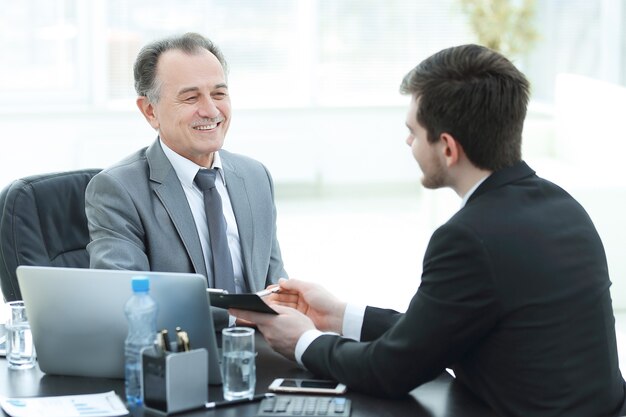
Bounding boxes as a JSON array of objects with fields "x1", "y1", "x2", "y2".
[{"x1": 0, "y1": 334, "x2": 496, "y2": 416}]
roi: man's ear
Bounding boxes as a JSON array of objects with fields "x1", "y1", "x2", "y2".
[
  {"x1": 439, "y1": 133, "x2": 463, "y2": 167},
  {"x1": 136, "y1": 97, "x2": 159, "y2": 130}
]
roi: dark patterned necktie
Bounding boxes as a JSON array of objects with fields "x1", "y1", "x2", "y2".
[{"x1": 194, "y1": 169, "x2": 236, "y2": 294}]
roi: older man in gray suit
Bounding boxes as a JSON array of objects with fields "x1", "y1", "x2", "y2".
[{"x1": 85, "y1": 33, "x2": 287, "y2": 329}]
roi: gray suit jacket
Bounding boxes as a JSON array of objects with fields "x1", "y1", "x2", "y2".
[{"x1": 85, "y1": 139, "x2": 287, "y2": 328}]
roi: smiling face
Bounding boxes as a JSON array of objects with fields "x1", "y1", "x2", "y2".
[{"x1": 137, "y1": 48, "x2": 231, "y2": 167}]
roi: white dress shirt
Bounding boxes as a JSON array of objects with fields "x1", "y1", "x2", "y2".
[
  {"x1": 294, "y1": 304, "x2": 366, "y2": 366},
  {"x1": 159, "y1": 139, "x2": 246, "y2": 293}
]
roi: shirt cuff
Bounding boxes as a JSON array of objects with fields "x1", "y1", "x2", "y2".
[
  {"x1": 342, "y1": 303, "x2": 366, "y2": 341},
  {"x1": 228, "y1": 314, "x2": 237, "y2": 327},
  {"x1": 295, "y1": 329, "x2": 328, "y2": 367}
]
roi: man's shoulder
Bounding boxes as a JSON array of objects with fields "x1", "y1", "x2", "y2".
[
  {"x1": 87, "y1": 147, "x2": 151, "y2": 195},
  {"x1": 440, "y1": 168, "x2": 588, "y2": 242},
  {"x1": 99, "y1": 147, "x2": 150, "y2": 178}
]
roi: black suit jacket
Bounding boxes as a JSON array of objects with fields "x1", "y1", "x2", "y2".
[{"x1": 302, "y1": 162, "x2": 626, "y2": 417}]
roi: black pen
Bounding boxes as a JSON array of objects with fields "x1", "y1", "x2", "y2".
[{"x1": 205, "y1": 393, "x2": 275, "y2": 409}]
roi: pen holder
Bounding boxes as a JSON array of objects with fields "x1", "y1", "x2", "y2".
[{"x1": 142, "y1": 347, "x2": 208, "y2": 415}]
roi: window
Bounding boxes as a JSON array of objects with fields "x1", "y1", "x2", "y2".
[
  {"x1": 103, "y1": 0, "x2": 472, "y2": 108},
  {"x1": 0, "y1": 0, "x2": 88, "y2": 107},
  {"x1": 0, "y1": 0, "x2": 624, "y2": 111}
]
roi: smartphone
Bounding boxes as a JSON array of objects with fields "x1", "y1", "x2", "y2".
[{"x1": 268, "y1": 378, "x2": 347, "y2": 394}]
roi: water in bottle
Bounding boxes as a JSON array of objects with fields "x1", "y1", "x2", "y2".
[{"x1": 124, "y1": 276, "x2": 157, "y2": 407}]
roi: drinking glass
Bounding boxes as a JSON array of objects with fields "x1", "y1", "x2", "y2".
[
  {"x1": 221, "y1": 327, "x2": 255, "y2": 400},
  {"x1": 6, "y1": 301, "x2": 36, "y2": 370}
]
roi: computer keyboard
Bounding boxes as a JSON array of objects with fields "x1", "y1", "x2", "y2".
[{"x1": 257, "y1": 395, "x2": 351, "y2": 416}]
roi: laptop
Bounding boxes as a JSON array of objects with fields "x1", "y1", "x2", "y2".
[{"x1": 16, "y1": 265, "x2": 222, "y2": 385}]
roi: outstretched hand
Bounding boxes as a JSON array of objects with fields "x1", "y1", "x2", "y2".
[
  {"x1": 268, "y1": 278, "x2": 347, "y2": 334},
  {"x1": 230, "y1": 305, "x2": 315, "y2": 361}
]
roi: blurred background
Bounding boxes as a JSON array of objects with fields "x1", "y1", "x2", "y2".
[{"x1": 0, "y1": 0, "x2": 625, "y2": 317}]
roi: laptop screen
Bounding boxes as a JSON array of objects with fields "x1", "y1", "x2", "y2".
[{"x1": 16, "y1": 265, "x2": 222, "y2": 385}]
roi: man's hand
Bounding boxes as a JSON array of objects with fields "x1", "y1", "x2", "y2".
[
  {"x1": 270, "y1": 278, "x2": 347, "y2": 334},
  {"x1": 234, "y1": 316, "x2": 257, "y2": 327},
  {"x1": 230, "y1": 305, "x2": 315, "y2": 361}
]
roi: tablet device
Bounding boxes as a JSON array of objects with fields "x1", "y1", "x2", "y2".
[{"x1": 208, "y1": 291, "x2": 278, "y2": 315}]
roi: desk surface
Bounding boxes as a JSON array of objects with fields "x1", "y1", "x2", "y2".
[{"x1": 0, "y1": 334, "x2": 495, "y2": 417}]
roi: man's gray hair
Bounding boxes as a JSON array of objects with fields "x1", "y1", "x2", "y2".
[{"x1": 133, "y1": 32, "x2": 228, "y2": 103}]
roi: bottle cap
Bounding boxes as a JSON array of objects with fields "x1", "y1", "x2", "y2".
[{"x1": 131, "y1": 276, "x2": 150, "y2": 292}]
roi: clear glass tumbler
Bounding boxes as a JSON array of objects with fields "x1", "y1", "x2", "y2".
[
  {"x1": 6, "y1": 301, "x2": 36, "y2": 370},
  {"x1": 221, "y1": 327, "x2": 256, "y2": 401}
]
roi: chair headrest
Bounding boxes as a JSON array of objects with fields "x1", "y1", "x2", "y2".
[{"x1": 0, "y1": 169, "x2": 101, "y2": 301}]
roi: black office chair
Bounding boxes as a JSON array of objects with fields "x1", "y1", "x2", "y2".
[{"x1": 0, "y1": 169, "x2": 101, "y2": 301}]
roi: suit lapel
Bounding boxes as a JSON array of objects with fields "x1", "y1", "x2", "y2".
[
  {"x1": 221, "y1": 153, "x2": 256, "y2": 291},
  {"x1": 146, "y1": 140, "x2": 209, "y2": 279}
]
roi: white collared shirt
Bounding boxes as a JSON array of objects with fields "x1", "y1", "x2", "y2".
[
  {"x1": 460, "y1": 175, "x2": 490, "y2": 208},
  {"x1": 159, "y1": 139, "x2": 246, "y2": 294},
  {"x1": 295, "y1": 304, "x2": 365, "y2": 367}
]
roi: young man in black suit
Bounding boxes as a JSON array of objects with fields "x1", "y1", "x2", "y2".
[{"x1": 232, "y1": 44, "x2": 626, "y2": 416}]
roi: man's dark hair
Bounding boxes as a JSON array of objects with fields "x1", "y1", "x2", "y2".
[
  {"x1": 400, "y1": 44, "x2": 530, "y2": 171},
  {"x1": 133, "y1": 32, "x2": 228, "y2": 103}
]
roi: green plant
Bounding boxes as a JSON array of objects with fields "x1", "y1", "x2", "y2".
[{"x1": 458, "y1": 0, "x2": 539, "y2": 58}]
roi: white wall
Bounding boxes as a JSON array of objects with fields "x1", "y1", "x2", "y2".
[
  {"x1": 0, "y1": 106, "x2": 416, "y2": 188},
  {"x1": 551, "y1": 75, "x2": 626, "y2": 308}
]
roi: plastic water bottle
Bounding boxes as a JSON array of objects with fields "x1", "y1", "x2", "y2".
[{"x1": 124, "y1": 276, "x2": 157, "y2": 407}]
